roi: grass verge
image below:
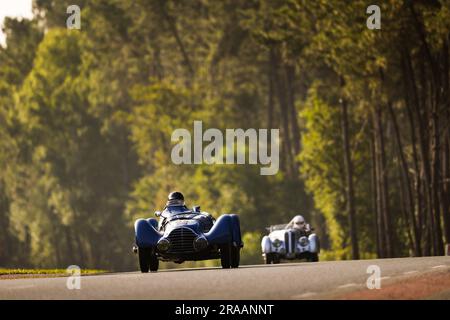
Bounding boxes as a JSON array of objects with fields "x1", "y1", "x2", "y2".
[{"x1": 0, "y1": 268, "x2": 107, "y2": 278}]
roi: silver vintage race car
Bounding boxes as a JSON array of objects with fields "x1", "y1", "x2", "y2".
[{"x1": 261, "y1": 220, "x2": 320, "y2": 264}]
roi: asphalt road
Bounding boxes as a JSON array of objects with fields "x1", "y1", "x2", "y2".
[{"x1": 1, "y1": 256, "x2": 449, "y2": 299}]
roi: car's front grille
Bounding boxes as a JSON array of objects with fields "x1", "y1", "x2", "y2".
[
  {"x1": 167, "y1": 227, "x2": 197, "y2": 253},
  {"x1": 290, "y1": 231, "x2": 296, "y2": 253},
  {"x1": 285, "y1": 231, "x2": 296, "y2": 254}
]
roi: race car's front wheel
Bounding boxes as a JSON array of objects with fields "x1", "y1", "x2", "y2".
[
  {"x1": 264, "y1": 253, "x2": 280, "y2": 264},
  {"x1": 230, "y1": 246, "x2": 240, "y2": 268},
  {"x1": 138, "y1": 247, "x2": 151, "y2": 273},
  {"x1": 220, "y1": 245, "x2": 230, "y2": 268},
  {"x1": 264, "y1": 253, "x2": 273, "y2": 264},
  {"x1": 273, "y1": 255, "x2": 280, "y2": 264},
  {"x1": 149, "y1": 251, "x2": 159, "y2": 272},
  {"x1": 139, "y1": 247, "x2": 159, "y2": 272},
  {"x1": 307, "y1": 253, "x2": 319, "y2": 262}
]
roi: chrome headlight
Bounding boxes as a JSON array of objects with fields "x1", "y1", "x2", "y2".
[
  {"x1": 272, "y1": 239, "x2": 282, "y2": 248},
  {"x1": 299, "y1": 236, "x2": 309, "y2": 247},
  {"x1": 157, "y1": 238, "x2": 170, "y2": 252},
  {"x1": 193, "y1": 236, "x2": 208, "y2": 251}
]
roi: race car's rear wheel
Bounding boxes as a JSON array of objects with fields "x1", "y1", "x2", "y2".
[{"x1": 139, "y1": 247, "x2": 159, "y2": 272}]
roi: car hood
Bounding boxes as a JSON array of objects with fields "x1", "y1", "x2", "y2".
[
  {"x1": 269, "y1": 229, "x2": 288, "y2": 241},
  {"x1": 163, "y1": 219, "x2": 201, "y2": 236}
]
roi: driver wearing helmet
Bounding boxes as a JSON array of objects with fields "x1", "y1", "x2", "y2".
[
  {"x1": 158, "y1": 191, "x2": 188, "y2": 229},
  {"x1": 161, "y1": 191, "x2": 214, "y2": 232},
  {"x1": 286, "y1": 215, "x2": 311, "y2": 234},
  {"x1": 165, "y1": 191, "x2": 186, "y2": 207}
]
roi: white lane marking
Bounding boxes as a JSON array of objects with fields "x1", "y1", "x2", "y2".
[
  {"x1": 431, "y1": 265, "x2": 447, "y2": 269},
  {"x1": 403, "y1": 270, "x2": 419, "y2": 275},
  {"x1": 338, "y1": 283, "x2": 358, "y2": 289},
  {"x1": 9, "y1": 285, "x2": 35, "y2": 290},
  {"x1": 380, "y1": 276, "x2": 391, "y2": 280},
  {"x1": 292, "y1": 292, "x2": 317, "y2": 298}
]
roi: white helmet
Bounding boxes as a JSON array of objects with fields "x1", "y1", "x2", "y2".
[{"x1": 292, "y1": 215, "x2": 306, "y2": 229}]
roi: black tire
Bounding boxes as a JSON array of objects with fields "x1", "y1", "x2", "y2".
[
  {"x1": 138, "y1": 247, "x2": 151, "y2": 273},
  {"x1": 220, "y1": 244, "x2": 231, "y2": 268},
  {"x1": 264, "y1": 253, "x2": 279, "y2": 264},
  {"x1": 308, "y1": 253, "x2": 319, "y2": 262},
  {"x1": 149, "y1": 250, "x2": 159, "y2": 272},
  {"x1": 272, "y1": 254, "x2": 280, "y2": 264},
  {"x1": 230, "y1": 246, "x2": 240, "y2": 268},
  {"x1": 139, "y1": 247, "x2": 159, "y2": 272}
]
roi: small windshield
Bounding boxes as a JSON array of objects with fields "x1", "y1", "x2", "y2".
[
  {"x1": 268, "y1": 224, "x2": 289, "y2": 232},
  {"x1": 162, "y1": 205, "x2": 191, "y2": 217}
]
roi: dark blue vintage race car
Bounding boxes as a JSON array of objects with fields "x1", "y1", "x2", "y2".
[{"x1": 134, "y1": 204, "x2": 243, "y2": 272}]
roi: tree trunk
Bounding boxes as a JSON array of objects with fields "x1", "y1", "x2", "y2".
[
  {"x1": 397, "y1": 162, "x2": 415, "y2": 254},
  {"x1": 340, "y1": 77, "x2": 359, "y2": 260},
  {"x1": 401, "y1": 49, "x2": 423, "y2": 255},
  {"x1": 442, "y1": 134, "x2": 450, "y2": 244},
  {"x1": 63, "y1": 227, "x2": 74, "y2": 266},
  {"x1": 439, "y1": 36, "x2": 450, "y2": 245},
  {"x1": 285, "y1": 64, "x2": 301, "y2": 158},
  {"x1": 409, "y1": 2, "x2": 445, "y2": 255},
  {"x1": 267, "y1": 47, "x2": 276, "y2": 130},
  {"x1": 431, "y1": 93, "x2": 445, "y2": 255},
  {"x1": 372, "y1": 112, "x2": 386, "y2": 257},
  {"x1": 375, "y1": 104, "x2": 393, "y2": 257},
  {"x1": 370, "y1": 124, "x2": 381, "y2": 257},
  {"x1": 412, "y1": 49, "x2": 435, "y2": 255},
  {"x1": 158, "y1": 0, "x2": 194, "y2": 78},
  {"x1": 387, "y1": 101, "x2": 420, "y2": 256},
  {"x1": 272, "y1": 49, "x2": 295, "y2": 177},
  {"x1": 0, "y1": 181, "x2": 10, "y2": 265}
]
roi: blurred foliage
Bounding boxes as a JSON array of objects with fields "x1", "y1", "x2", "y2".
[{"x1": 0, "y1": 0, "x2": 448, "y2": 270}]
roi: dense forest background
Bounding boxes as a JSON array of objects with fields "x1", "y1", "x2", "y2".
[{"x1": 0, "y1": 0, "x2": 449, "y2": 270}]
